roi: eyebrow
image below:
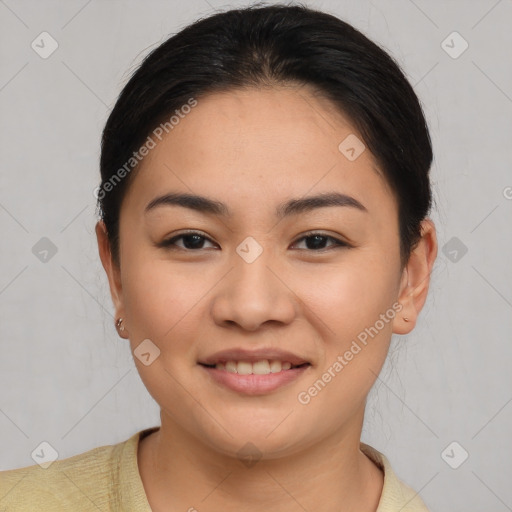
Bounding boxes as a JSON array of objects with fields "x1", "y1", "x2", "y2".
[{"x1": 144, "y1": 191, "x2": 367, "y2": 218}]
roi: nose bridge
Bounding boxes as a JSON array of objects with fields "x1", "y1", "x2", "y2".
[
  {"x1": 235, "y1": 243, "x2": 276, "y2": 294},
  {"x1": 231, "y1": 239, "x2": 282, "y2": 305},
  {"x1": 211, "y1": 238, "x2": 296, "y2": 330}
]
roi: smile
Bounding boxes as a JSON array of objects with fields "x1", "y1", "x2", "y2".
[
  {"x1": 198, "y1": 361, "x2": 311, "y2": 395},
  {"x1": 202, "y1": 359, "x2": 309, "y2": 375}
]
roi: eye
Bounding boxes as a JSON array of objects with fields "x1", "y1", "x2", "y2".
[
  {"x1": 291, "y1": 232, "x2": 349, "y2": 251},
  {"x1": 159, "y1": 230, "x2": 349, "y2": 252},
  {"x1": 159, "y1": 231, "x2": 217, "y2": 251}
]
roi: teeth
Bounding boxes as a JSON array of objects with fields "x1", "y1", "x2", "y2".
[
  {"x1": 237, "y1": 361, "x2": 252, "y2": 375},
  {"x1": 213, "y1": 359, "x2": 300, "y2": 375},
  {"x1": 269, "y1": 360, "x2": 282, "y2": 373},
  {"x1": 252, "y1": 360, "x2": 270, "y2": 375},
  {"x1": 225, "y1": 361, "x2": 237, "y2": 373}
]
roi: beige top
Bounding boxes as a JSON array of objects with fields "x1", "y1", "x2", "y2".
[{"x1": 0, "y1": 426, "x2": 430, "y2": 511}]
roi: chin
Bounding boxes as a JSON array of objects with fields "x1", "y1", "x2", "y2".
[{"x1": 193, "y1": 414, "x2": 313, "y2": 460}]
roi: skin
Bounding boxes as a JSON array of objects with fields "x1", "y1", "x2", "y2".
[{"x1": 96, "y1": 85, "x2": 437, "y2": 512}]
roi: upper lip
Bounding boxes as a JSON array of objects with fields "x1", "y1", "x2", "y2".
[{"x1": 199, "y1": 348, "x2": 311, "y2": 366}]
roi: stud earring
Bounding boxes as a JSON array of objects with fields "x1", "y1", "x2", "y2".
[
  {"x1": 398, "y1": 303, "x2": 409, "y2": 322},
  {"x1": 116, "y1": 317, "x2": 125, "y2": 332}
]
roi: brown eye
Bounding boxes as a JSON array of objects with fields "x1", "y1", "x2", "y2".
[
  {"x1": 291, "y1": 232, "x2": 349, "y2": 251},
  {"x1": 159, "y1": 231, "x2": 350, "y2": 252},
  {"x1": 160, "y1": 231, "x2": 217, "y2": 251}
]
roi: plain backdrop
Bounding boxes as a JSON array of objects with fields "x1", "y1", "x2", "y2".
[{"x1": 1, "y1": 1, "x2": 511, "y2": 511}]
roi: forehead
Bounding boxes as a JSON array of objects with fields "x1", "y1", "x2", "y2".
[{"x1": 122, "y1": 86, "x2": 396, "y2": 221}]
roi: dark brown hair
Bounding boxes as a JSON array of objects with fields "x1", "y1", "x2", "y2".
[{"x1": 97, "y1": 2, "x2": 433, "y2": 268}]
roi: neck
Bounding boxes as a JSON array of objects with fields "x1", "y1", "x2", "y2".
[{"x1": 138, "y1": 410, "x2": 383, "y2": 512}]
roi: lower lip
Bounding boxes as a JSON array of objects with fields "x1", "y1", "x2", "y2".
[{"x1": 199, "y1": 364, "x2": 311, "y2": 395}]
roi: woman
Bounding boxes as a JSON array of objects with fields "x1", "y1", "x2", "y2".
[{"x1": 0, "y1": 3, "x2": 437, "y2": 511}]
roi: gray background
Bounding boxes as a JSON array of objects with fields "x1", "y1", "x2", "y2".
[{"x1": 1, "y1": 1, "x2": 511, "y2": 511}]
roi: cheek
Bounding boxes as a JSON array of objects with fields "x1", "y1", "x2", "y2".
[
  {"x1": 295, "y1": 255, "x2": 398, "y2": 333},
  {"x1": 290, "y1": 259, "x2": 398, "y2": 417},
  {"x1": 294, "y1": 254, "x2": 400, "y2": 396},
  {"x1": 120, "y1": 252, "x2": 198, "y2": 341}
]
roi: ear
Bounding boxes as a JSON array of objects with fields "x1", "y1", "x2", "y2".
[
  {"x1": 95, "y1": 220, "x2": 125, "y2": 329},
  {"x1": 393, "y1": 218, "x2": 438, "y2": 335}
]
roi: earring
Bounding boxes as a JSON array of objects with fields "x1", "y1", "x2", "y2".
[
  {"x1": 398, "y1": 303, "x2": 409, "y2": 322},
  {"x1": 116, "y1": 317, "x2": 125, "y2": 332}
]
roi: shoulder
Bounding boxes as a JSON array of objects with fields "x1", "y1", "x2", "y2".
[
  {"x1": 0, "y1": 432, "x2": 136, "y2": 511},
  {"x1": 360, "y1": 442, "x2": 432, "y2": 512}
]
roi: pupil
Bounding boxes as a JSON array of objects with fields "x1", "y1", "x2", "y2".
[
  {"x1": 184, "y1": 234, "x2": 204, "y2": 249},
  {"x1": 307, "y1": 235, "x2": 326, "y2": 250}
]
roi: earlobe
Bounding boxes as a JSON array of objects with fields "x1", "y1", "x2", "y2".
[
  {"x1": 95, "y1": 221, "x2": 125, "y2": 317},
  {"x1": 393, "y1": 218, "x2": 438, "y2": 335}
]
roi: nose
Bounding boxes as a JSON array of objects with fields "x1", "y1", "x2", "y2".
[{"x1": 210, "y1": 248, "x2": 297, "y2": 332}]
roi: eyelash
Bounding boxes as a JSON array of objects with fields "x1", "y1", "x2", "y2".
[{"x1": 159, "y1": 230, "x2": 350, "y2": 252}]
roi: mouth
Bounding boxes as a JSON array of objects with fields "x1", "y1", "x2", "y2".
[
  {"x1": 199, "y1": 360, "x2": 311, "y2": 375},
  {"x1": 197, "y1": 348, "x2": 312, "y2": 395}
]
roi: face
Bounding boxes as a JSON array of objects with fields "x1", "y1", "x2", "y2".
[{"x1": 97, "y1": 85, "x2": 434, "y2": 460}]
